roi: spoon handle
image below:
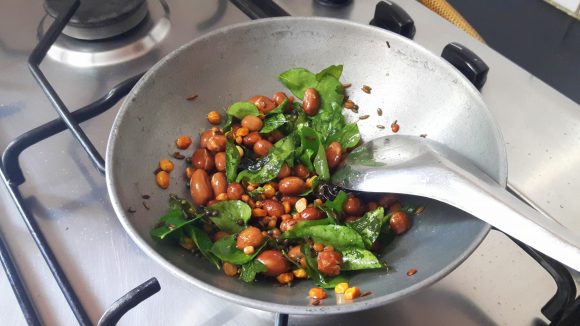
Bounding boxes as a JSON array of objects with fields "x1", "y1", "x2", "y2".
[{"x1": 448, "y1": 172, "x2": 580, "y2": 272}]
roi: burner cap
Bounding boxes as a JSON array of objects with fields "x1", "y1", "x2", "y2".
[{"x1": 44, "y1": 0, "x2": 149, "y2": 40}]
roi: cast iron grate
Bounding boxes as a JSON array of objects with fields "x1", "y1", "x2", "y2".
[{"x1": 0, "y1": 0, "x2": 578, "y2": 325}]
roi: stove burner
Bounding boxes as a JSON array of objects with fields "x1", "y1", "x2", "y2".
[
  {"x1": 44, "y1": 0, "x2": 149, "y2": 40},
  {"x1": 40, "y1": 0, "x2": 171, "y2": 67}
]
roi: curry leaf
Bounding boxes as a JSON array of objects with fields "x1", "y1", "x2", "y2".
[
  {"x1": 239, "y1": 260, "x2": 268, "y2": 282},
  {"x1": 226, "y1": 101, "x2": 259, "y2": 119},
  {"x1": 236, "y1": 135, "x2": 294, "y2": 183},
  {"x1": 281, "y1": 225, "x2": 365, "y2": 251},
  {"x1": 341, "y1": 248, "x2": 382, "y2": 271},
  {"x1": 314, "y1": 142, "x2": 330, "y2": 181},
  {"x1": 316, "y1": 64, "x2": 343, "y2": 81},
  {"x1": 323, "y1": 191, "x2": 348, "y2": 215},
  {"x1": 278, "y1": 68, "x2": 317, "y2": 100},
  {"x1": 184, "y1": 225, "x2": 220, "y2": 269},
  {"x1": 265, "y1": 98, "x2": 288, "y2": 116},
  {"x1": 260, "y1": 113, "x2": 287, "y2": 134},
  {"x1": 348, "y1": 207, "x2": 387, "y2": 249},
  {"x1": 207, "y1": 200, "x2": 251, "y2": 233},
  {"x1": 338, "y1": 122, "x2": 360, "y2": 150},
  {"x1": 210, "y1": 234, "x2": 263, "y2": 265},
  {"x1": 151, "y1": 198, "x2": 201, "y2": 239},
  {"x1": 296, "y1": 126, "x2": 319, "y2": 171},
  {"x1": 226, "y1": 140, "x2": 240, "y2": 183}
]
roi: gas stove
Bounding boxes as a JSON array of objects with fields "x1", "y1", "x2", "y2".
[{"x1": 1, "y1": 0, "x2": 579, "y2": 325}]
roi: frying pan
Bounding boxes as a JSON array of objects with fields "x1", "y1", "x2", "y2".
[{"x1": 106, "y1": 18, "x2": 507, "y2": 314}]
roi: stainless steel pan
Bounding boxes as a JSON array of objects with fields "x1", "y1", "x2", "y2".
[{"x1": 106, "y1": 17, "x2": 507, "y2": 314}]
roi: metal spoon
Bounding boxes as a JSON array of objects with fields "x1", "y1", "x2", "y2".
[{"x1": 332, "y1": 135, "x2": 580, "y2": 271}]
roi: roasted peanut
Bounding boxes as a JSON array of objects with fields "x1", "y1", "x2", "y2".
[
  {"x1": 206, "y1": 135, "x2": 227, "y2": 152},
  {"x1": 378, "y1": 194, "x2": 398, "y2": 207},
  {"x1": 278, "y1": 177, "x2": 306, "y2": 196},
  {"x1": 242, "y1": 132, "x2": 262, "y2": 147},
  {"x1": 176, "y1": 135, "x2": 192, "y2": 149},
  {"x1": 293, "y1": 164, "x2": 309, "y2": 179},
  {"x1": 214, "y1": 152, "x2": 226, "y2": 171},
  {"x1": 308, "y1": 288, "x2": 327, "y2": 299},
  {"x1": 191, "y1": 148, "x2": 215, "y2": 170},
  {"x1": 300, "y1": 207, "x2": 323, "y2": 220},
  {"x1": 207, "y1": 111, "x2": 222, "y2": 125},
  {"x1": 226, "y1": 182, "x2": 244, "y2": 200},
  {"x1": 199, "y1": 129, "x2": 221, "y2": 149},
  {"x1": 302, "y1": 88, "x2": 320, "y2": 116},
  {"x1": 190, "y1": 169, "x2": 213, "y2": 206},
  {"x1": 253, "y1": 139, "x2": 272, "y2": 157},
  {"x1": 277, "y1": 164, "x2": 291, "y2": 179},
  {"x1": 280, "y1": 196, "x2": 300, "y2": 206},
  {"x1": 262, "y1": 199, "x2": 285, "y2": 217},
  {"x1": 210, "y1": 172, "x2": 227, "y2": 196},
  {"x1": 256, "y1": 250, "x2": 290, "y2": 277},
  {"x1": 236, "y1": 226, "x2": 265, "y2": 250},
  {"x1": 317, "y1": 250, "x2": 342, "y2": 276},
  {"x1": 249, "y1": 95, "x2": 276, "y2": 114},
  {"x1": 223, "y1": 262, "x2": 238, "y2": 277},
  {"x1": 343, "y1": 196, "x2": 363, "y2": 216},
  {"x1": 156, "y1": 171, "x2": 170, "y2": 189},
  {"x1": 389, "y1": 211, "x2": 411, "y2": 235},
  {"x1": 272, "y1": 91, "x2": 292, "y2": 111},
  {"x1": 241, "y1": 115, "x2": 263, "y2": 132},
  {"x1": 159, "y1": 159, "x2": 174, "y2": 173},
  {"x1": 280, "y1": 219, "x2": 298, "y2": 232},
  {"x1": 213, "y1": 231, "x2": 230, "y2": 241},
  {"x1": 325, "y1": 141, "x2": 342, "y2": 169}
]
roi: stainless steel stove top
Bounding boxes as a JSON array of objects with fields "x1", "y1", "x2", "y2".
[{"x1": 1, "y1": 0, "x2": 579, "y2": 325}]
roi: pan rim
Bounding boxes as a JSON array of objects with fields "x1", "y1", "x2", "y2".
[{"x1": 106, "y1": 16, "x2": 505, "y2": 315}]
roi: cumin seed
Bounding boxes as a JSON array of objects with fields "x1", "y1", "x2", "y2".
[
  {"x1": 186, "y1": 94, "x2": 198, "y2": 101},
  {"x1": 377, "y1": 125, "x2": 385, "y2": 129},
  {"x1": 377, "y1": 108, "x2": 383, "y2": 116},
  {"x1": 362, "y1": 85, "x2": 372, "y2": 94},
  {"x1": 359, "y1": 115, "x2": 370, "y2": 120}
]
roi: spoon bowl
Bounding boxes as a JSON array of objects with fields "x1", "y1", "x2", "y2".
[{"x1": 333, "y1": 135, "x2": 580, "y2": 271}]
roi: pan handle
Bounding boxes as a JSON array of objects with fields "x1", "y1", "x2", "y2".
[
  {"x1": 441, "y1": 42, "x2": 489, "y2": 90},
  {"x1": 370, "y1": 1, "x2": 416, "y2": 39}
]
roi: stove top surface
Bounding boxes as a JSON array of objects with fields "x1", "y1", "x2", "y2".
[{"x1": 1, "y1": 1, "x2": 579, "y2": 325}]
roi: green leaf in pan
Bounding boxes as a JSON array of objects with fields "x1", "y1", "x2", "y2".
[
  {"x1": 226, "y1": 140, "x2": 240, "y2": 183},
  {"x1": 316, "y1": 64, "x2": 343, "y2": 81},
  {"x1": 239, "y1": 260, "x2": 268, "y2": 283},
  {"x1": 236, "y1": 135, "x2": 295, "y2": 183},
  {"x1": 296, "y1": 126, "x2": 319, "y2": 171},
  {"x1": 301, "y1": 244, "x2": 348, "y2": 289},
  {"x1": 226, "y1": 101, "x2": 260, "y2": 119},
  {"x1": 184, "y1": 225, "x2": 220, "y2": 269},
  {"x1": 347, "y1": 207, "x2": 388, "y2": 249},
  {"x1": 210, "y1": 234, "x2": 264, "y2": 265},
  {"x1": 260, "y1": 113, "x2": 288, "y2": 134},
  {"x1": 323, "y1": 191, "x2": 348, "y2": 215},
  {"x1": 206, "y1": 200, "x2": 251, "y2": 234},
  {"x1": 340, "y1": 248, "x2": 382, "y2": 271},
  {"x1": 314, "y1": 141, "x2": 330, "y2": 181},
  {"x1": 265, "y1": 98, "x2": 289, "y2": 116},
  {"x1": 281, "y1": 224, "x2": 365, "y2": 251},
  {"x1": 150, "y1": 198, "x2": 201, "y2": 239},
  {"x1": 278, "y1": 68, "x2": 318, "y2": 100}
]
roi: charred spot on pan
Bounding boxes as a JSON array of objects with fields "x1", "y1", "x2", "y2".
[
  {"x1": 420, "y1": 134, "x2": 427, "y2": 138},
  {"x1": 386, "y1": 41, "x2": 391, "y2": 48},
  {"x1": 142, "y1": 194, "x2": 150, "y2": 200}
]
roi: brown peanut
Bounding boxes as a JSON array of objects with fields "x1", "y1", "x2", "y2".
[
  {"x1": 300, "y1": 207, "x2": 323, "y2": 221},
  {"x1": 214, "y1": 152, "x2": 226, "y2": 171},
  {"x1": 343, "y1": 196, "x2": 363, "y2": 216},
  {"x1": 303, "y1": 88, "x2": 320, "y2": 116},
  {"x1": 241, "y1": 115, "x2": 263, "y2": 132},
  {"x1": 262, "y1": 199, "x2": 285, "y2": 217},
  {"x1": 236, "y1": 226, "x2": 264, "y2": 250},
  {"x1": 210, "y1": 172, "x2": 227, "y2": 196},
  {"x1": 253, "y1": 139, "x2": 272, "y2": 157},
  {"x1": 190, "y1": 169, "x2": 213, "y2": 206},
  {"x1": 226, "y1": 183, "x2": 244, "y2": 200},
  {"x1": 256, "y1": 250, "x2": 290, "y2": 277},
  {"x1": 390, "y1": 211, "x2": 411, "y2": 235},
  {"x1": 325, "y1": 141, "x2": 342, "y2": 169},
  {"x1": 293, "y1": 164, "x2": 309, "y2": 179},
  {"x1": 199, "y1": 129, "x2": 221, "y2": 149},
  {"x1": 249, "y1": 95, "x2": 276, "y2": 114},
  {"x1": 191, "y1": 148, "x2": 215, "y2": 170},
  {"x1": 277, "y1": 164, "x2": 291, "y2": 179},
  {"x1": 206, "y1": 135, "x2": 227, "y2": 152},
  {"x1": 242, "y1": 132, "x2": 262, "y2": 147},
  {"x1": 278, "y1": 177, "x2": 306, "y2": 196}
]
